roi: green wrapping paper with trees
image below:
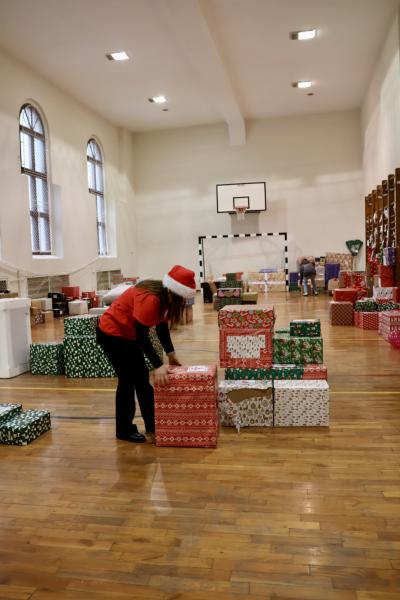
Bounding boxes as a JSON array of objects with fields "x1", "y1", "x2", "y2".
[
  {"x1": 273, "y1": 334, "x2": 323, "y2": 364},
  {"x1": 30, "y1": 342, "x2": 64, "y2": 375},
  {"x1": 0, "y1": 403, "x2": 22, "y2": 424},
  {"x1": 290, "y1": 319, "x2": 321, "y2": 337},
  {"x1": 0, "y1": 410, "x2": 51, "y2": 445}
]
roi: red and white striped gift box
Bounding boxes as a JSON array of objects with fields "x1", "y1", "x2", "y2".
[
  {"x1": 154, "y1": 365, "x2": 218, "y2": 448},
  {"x1": 378, "y1": 311, "x2": 400, "y2": 339}
]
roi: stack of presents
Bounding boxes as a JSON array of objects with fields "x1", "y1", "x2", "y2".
[
  {"x1": 30, "y1": 315, "x2": 163, "y2": 377},
  {"x1": 30, "y1": 286, "x2": 103, "y2": 326},
  {"x1": 204, "y1": 270, "x2": 287, "y2": 309},
  {"x1": 153, "y1": 305, "x2": 329, "y2": 448},
  {"x1": 0, "y1": 402, "x2": 51, "y2": 446},
  {"x1": 329, "y1": 263, "x2": 400, "y2": 343}
]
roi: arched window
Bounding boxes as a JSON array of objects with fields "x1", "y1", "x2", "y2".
[
  {"x1": 87, "y1": 139, "x2": 107, "y2": 256},
  {"x1": 19, "y1": 104, "x2": 51, "y2": 255}
]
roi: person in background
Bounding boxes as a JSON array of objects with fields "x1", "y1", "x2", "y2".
[
  {"x1": 97, "y1": 265, "x2": 196, "y2": 443},
  {"x1": 299, "y1": 257, "x2": 318, "y2": 296}
]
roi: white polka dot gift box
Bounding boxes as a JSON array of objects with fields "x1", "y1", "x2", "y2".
[
  {"x1": 0, "y1": 409, "x2": 51, "y2": 445},
  {"x1": 274, "y1": 380, "x2": 329, "y2": 427},
  {"x1": 218, "y1": 380, "x2": 273, "y2": 432}
]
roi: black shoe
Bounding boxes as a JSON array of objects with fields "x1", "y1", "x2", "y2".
[{"x1": 117, "y1": 431, "x2": 146, "y2": 443}]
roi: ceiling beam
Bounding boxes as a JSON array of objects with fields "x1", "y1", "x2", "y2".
[{"x1": 157, "y1": 0, "x2": 246, "y2": 145}]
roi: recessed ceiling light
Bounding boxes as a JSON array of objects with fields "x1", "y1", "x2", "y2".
[
  {"x1": 292, "y1": 81, "x2": 312, "y2": 89},
  {"x1": 290, "y1": 29, "x2": 317, "y2": 40},
  {"x1": 148, "y1": 95, "x2": 167, "y2": 104},
  {"x1": 106, "y1": 51, "x2": 129, "y2": 61}
]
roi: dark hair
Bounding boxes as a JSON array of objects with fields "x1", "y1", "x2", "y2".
[{"x1": 135, "y1": 279, "x2": 185, "y2": 328}]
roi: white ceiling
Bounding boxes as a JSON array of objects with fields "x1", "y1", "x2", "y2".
[{"x1": 0, "y1": 0, "x2": 398, "y2": 143}]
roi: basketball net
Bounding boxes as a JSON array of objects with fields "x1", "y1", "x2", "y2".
[{"x1": 235, "y1": 206, "x2": 247, "y2": 221}]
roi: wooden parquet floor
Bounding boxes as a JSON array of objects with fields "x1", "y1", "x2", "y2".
[{"x1": 0, "y1": 292, "x2": 399, "y2": 600}]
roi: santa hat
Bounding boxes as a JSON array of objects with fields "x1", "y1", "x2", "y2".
[{"x1": 163, "y1": 265, "x2": 196, "y2": 299}]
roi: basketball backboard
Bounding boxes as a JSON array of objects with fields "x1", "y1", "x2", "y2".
[{"x1": 216, "y1": 182, "x2": 267, "y2": 214}]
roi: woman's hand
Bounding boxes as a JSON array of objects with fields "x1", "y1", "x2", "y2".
[
  {"x1": 152, "y1": 364, "x2": 169, "y2": 385},
  {"x1": 167, "y1": 352, "x2": 182, "y2": 366}
]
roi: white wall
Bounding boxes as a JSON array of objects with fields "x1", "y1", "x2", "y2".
[
  {"x1": 133, "y1": 110, "x2": 363, "y2": 279},
  {"x1": 362, "y1": 10, "x2": 400, "y2": 193},
  {"x1": 0, "y1": 47, "x2": 137, "y2": 293}
]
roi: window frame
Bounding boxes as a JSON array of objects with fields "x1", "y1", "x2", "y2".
[
  {"x1": 19, "y1": 103, "x2": 52, "y2": 256},
  {"x1": 87, "y1": 138, "x2": 108, "y2": 256}
]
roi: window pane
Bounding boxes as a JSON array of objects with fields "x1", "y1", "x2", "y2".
[
  {"x1": 87, "y1": 161, "x2": 96, "y2": 190},
  {"x1": 39, "y1": 216, "x2": 51, "y2": 253},
  {"x1": 96, "y1": 195, "x2": 105, "y2": 222},
  {"x1": 95, "y1": 164, "x2": 103, "y2": 192},
  {"x1": 30, "y1": 214, "x2": 40, "y2": 253},
  {"x1": 98, "y1": 223, "x2": 107, "y2": 255},
  {"x1": 36, "y1": 178, "x2": 49, "y2": 213},
  {"x1": 28, "y1": 176, "x2": 38, "y2": 212},
  {"x1": 20, "y1": 131, "x2": 33, "y2": 170},
  {"x1": 34, "y1": 137, "x2": 46, "y2": 173}
]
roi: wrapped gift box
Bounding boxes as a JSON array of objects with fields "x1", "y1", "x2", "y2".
[
  {"x1": 383, "y1": 247, "x2": 397, "y2": 266},
  {"x1": 43, "y1": 310, "x2": 54, "y2": 323},
  {"x1": 330, "y1": 301, "x2": 354, "y2": 325},
  {"x1": 273, "y1": 333, "x2": 292, "y2": 364},
  {"x1": 214, "y1": 296, "x2": 241, "y2": 310},
  {"x1": 218, "y1": 380, "x2": 273, "y2": 431},
  {"x1": 290, "y1": 319, "x2": 321, "y2": 338},
  {"x1": 378, "y1": 311, "x2": 400, "y2": 339},
  {"x1": 376, "y1": 301, "x2": 400, "y2": 312},
  {"x1": 266, "y1": 271, "x2": 285, "y2": 282},
  {"x1": 30, "y1": 342, "x2": 64, "y2": 376},
  {"x1": 248, "y1": 272, "x2": 265, "y2": 282},
  {"x1": 64, "y1": 337, "x2": 116, "y2": 378},
  {"x1": 354, "y1": 312, "x2": 379, "y2": 330},
  {"x1": 302, "y1": 364, "x2": 328, "y2": 380},
  {"x1": 217, "y1": 288, "x2": 242, "y2": 299},
  {"x1": 325, "y1": 264, "x2": 341, "y2": 284},
  {"x1": 333, "y1": 288, "x2": 359, "y2": 303},
  {"x1": 225, "y1": 365, "x2": 304, "y2": 380},
  {"x1": 325, "y1": 253, "x2": 352, "y2": 271},
  {"x1": 0, "y1": 409, "x2": 51, "y2": 445},
  {"x1": 40, "y1": 297, "x2": 53, "y2": 311},
  {"x1": 64, "y1": 315, "x2": 99, "y2": 338},
  {"x1": 0, "y1": 403, "x2": 22, "y2": 424},
  {"x1": 275, "y1": 328, "x2": 290, "y2": 334},
  {"x1": 241, "y1": 292, "x2": 258, "y2": 304},
  {"x1": 68, "y1": 300, "x2": 88, "y2": 316},
  {"x1": 219, "y1": 327, "x2": 273, "y2": 368},
  {"x1": 82, "y1": 291, "x2": 96, "y2": 299},
  {"x1": 274, "y1": 380, "x2": 329, "y2": 427},
  {"x1": 154, "y1": 365, "x2": 218, "y2": 447},
  {"x1": 218, "y1": 305, "x2": 275, "y2": 330},
  {"x1": 267, "y1": 282, "x2": 286, "y2": 292},
  {"x1": 339, "y1": 271, "x2": 353, "y2": 288},
  {"x1": 248, "y1": 282, "x2": 267, "y2": 293},
  {"x1": 328, "y1": 278, "x2": 340, "y2": 292},
  {"x1": 354, "y1": 299, "x2": 377, "y2": 312},
  {"x1": 62, "y1": 286, "x2": 80, "y2": 299},
  {"x1": 30, "y1": 308, "x2": 44, "y2": 326},
  {"x1": 290, "y1": 337, "x2": 323, "y2": 365}
]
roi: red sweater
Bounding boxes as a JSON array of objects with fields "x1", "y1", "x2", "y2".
[{"x1": 99, "y1": 287, "x2": 163, "y2": 340}]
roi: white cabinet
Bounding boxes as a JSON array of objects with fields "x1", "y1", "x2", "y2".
[{"x1": 0, "y1": 298, "x2": 31, "y2": 378}]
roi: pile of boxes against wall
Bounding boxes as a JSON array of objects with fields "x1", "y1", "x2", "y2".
[
  {"x1": 30, "y1": 315, "x2": 164, "y2": 378},
  {"x1": 202, "y1": 270, "x2": 287, "y2": 308},
  {"x1": 30, "y1": 286, "x2": 103, "y2": 326},
  {"x1": 0, "y1": 403, "x2": 51, "y2": 446},
  {"x1": 152, "y1": 305, "x2": 329, "y2": 449},
  {"x1": 365, "y1": 167, "x2": 400, "y2": 288}
]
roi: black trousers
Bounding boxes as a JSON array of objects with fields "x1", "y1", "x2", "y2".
[{"x1": 96, "y1": 328, "x2": 155, "y2": 436}]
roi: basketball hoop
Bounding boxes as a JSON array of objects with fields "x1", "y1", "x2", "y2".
[{"x1": 235, "y1": 206, "x2": 247, "y2": 221}]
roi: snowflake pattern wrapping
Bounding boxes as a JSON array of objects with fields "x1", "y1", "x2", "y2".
[{"x1": 154, "y1": 365, "x2": 218, "y2": 447}]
